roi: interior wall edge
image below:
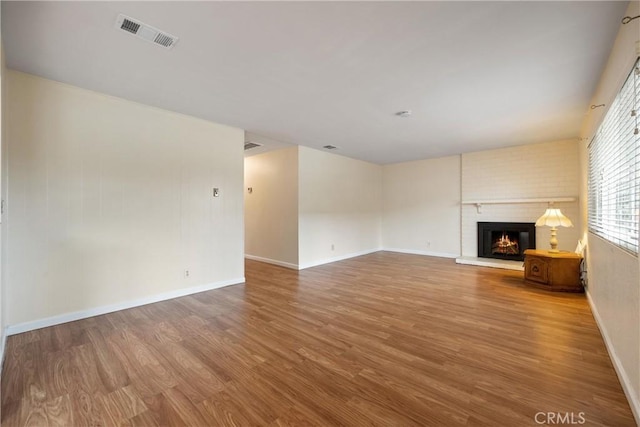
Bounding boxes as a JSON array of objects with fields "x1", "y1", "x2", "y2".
[
  {"x1": 5, "y1": 277, "x2": 245, "y2": 336},
  {"x1": 586, "y1": 290, "x2": 640, "y2": 425}
]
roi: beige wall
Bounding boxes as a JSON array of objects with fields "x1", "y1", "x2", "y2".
[
  {"x1": 244, "y1": 146, "x2": 299, "y2": 268},
  {"x1": 461, "y1": 139, "x2": 581, "y2": 256},
  {"x1": 5, "y1": 71, "x2": 245, "y2": 329},
  {"x1": 381, "y1": 155, "x2": 461, "y2": 258},
  {"x1": 579, "y1": 1, "x2": 640, "y2": 421},
  {"x1": 298, "y1": 146, "x2": 381, "y2": 269}
]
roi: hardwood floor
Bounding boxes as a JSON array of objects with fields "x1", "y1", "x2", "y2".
[{"x1": 1, "y1": 252, "x2": 635, "y2": 426}]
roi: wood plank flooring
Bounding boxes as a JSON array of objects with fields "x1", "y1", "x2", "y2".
[{"x1": 1, "y1": 252, "x2": 636, "y2": 426}]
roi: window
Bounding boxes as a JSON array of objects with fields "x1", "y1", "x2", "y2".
[{"x1": 588, "y1": 58, "x2": 640, "y2": 254}]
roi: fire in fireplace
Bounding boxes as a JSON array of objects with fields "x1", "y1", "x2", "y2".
[
  {"x1": 492, "y1": 231, "x2": 519, "y2": 255},
  {"x1": 478, "y1": 222, "x2": 535, "y2": 261}
]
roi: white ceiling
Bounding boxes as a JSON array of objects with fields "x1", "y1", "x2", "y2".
[{"x1": 2, "y1": 1, "x2": 627, "y2": 164}]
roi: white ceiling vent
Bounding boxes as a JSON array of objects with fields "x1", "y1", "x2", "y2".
[
  {"x1": 244, "y1": 141, "x2": 263, "y2": 150},
  {"x1": 115, "y1": 14, "x2": 178, "y2": 50}
]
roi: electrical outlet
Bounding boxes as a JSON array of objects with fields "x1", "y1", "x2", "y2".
[
  {"x1": 213, "y1": 188, "x2": 220, "y2": 197},
  {"x1": 427, "y1": 241, "x2": 431, "y2": 248},
  {"x1": 331, "y1": 244, "x2": 335, "y2": 251},
  {"x1": 184, "y1": 270, "x2": 190, "y2": 278}
]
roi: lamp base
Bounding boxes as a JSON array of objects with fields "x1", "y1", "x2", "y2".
[{"x1": 549, "y1": 226, "x2": 559, "y2": 252}]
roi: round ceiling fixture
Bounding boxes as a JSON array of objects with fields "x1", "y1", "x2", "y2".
[{"x1": 396, "y1": 110, "x2": 412, "y2": 117}]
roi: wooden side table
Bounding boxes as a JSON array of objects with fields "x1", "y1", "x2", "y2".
[{"x1": 523, "y1": 249, "x2": 583, "y2": 292}]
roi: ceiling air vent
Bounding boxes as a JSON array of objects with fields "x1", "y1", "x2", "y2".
[
  {"x1": 323, "y1": 145, "x2": 338, "y2": 150},
  {"x1": 154, "y1": 33, "x2": 175, "y2": 48},
  {"x1": 115, "y1": 14, "x2": 179, "y2": 50},
  {"x1": 244, "y1": 142, "x2": 263, "y2": 150},
  {"x1": 120, "y1": 18, "x2": 140, "y2": 34}
]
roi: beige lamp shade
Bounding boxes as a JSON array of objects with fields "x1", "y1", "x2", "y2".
[
  {"x1": 535, "y1": 208, "x2": 574, "y2": 228},
  {"x1": 535, "y1": 207, "x2": 573, "y2": 252}
]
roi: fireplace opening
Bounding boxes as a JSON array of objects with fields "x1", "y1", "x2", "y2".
[{"x1": 478, "y1": 222, "x2": 535, "y2": 261}]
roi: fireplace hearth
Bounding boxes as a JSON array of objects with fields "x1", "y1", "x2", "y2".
[{"x1": 477, "y1": 222, "x2": 535, "y2": 261}]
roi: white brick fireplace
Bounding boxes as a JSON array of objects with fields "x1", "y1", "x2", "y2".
[{"x1": 457, "y1": 139, "x2": 581, "y2": 268}]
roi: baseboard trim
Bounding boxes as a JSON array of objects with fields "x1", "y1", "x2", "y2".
[
  {"x1": 298, "y1": 248, "x2": 382, "y2": 270},
  {"x1": 383, "y1": 247, "x2": 459, "y2": 259},
  {"x1": 5, "y1": 277, "x2": 245, "y2": 336},
  {"x1": 586, "y1": 290, "x2": 640, "y2": 425},
  {"x1": 245, "y1": 254, "x2": 298, "y2": 270},
  {"x1": 0, "y1": 328, "x2": 7, "y2": 376}
]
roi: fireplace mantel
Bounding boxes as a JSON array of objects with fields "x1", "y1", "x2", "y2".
[{"x1": 461, "y1": 197, "x2": 577, "y2": 213}]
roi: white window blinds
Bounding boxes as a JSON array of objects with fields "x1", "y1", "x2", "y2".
[{"x1": 588, "y1": 58, "x2": 640, "y2": 254}]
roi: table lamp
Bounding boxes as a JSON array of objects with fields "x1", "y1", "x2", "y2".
[{"x1": 535, "y1": 205, "x2": 573, "y2": 252}]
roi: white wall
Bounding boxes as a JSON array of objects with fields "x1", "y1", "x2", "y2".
[
  {"x1": 0, "y1": 11, "x2": 6, "y2": 367},
  {"x1": 381, "y1": 155, "x2": 460, "y2": 258},
  {"x1": 579, "y1": 1, "x2": 640, "y2": 421},
  {"x1": 461, "y1": 139, "x2": 581, "y2": 257},
  {"x1": 5, "y1": 71, "x2": 245, "y2": 330},
  {"x1": 298, "y1": 146, "x2": 381, "y2": 269},
  {"x1": 244, "y1": 146, "x2": 298, "y2": 268}
]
